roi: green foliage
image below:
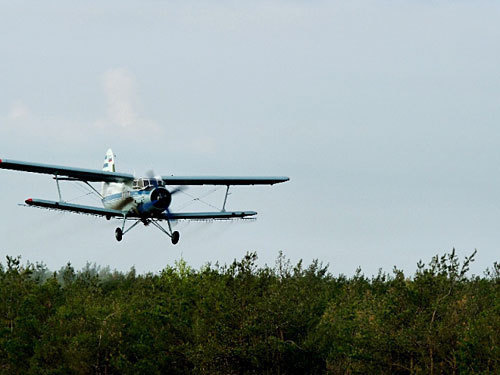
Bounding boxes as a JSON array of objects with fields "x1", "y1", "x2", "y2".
[{"x1": 0, "y1": 251, "x2": 497, "y2": 374}]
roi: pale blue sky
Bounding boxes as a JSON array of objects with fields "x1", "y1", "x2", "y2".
[{"x1": 1, "y1": 0, "x2": 499, "y2": 275}]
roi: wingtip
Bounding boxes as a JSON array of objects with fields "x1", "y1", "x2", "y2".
[{"x1": 272, "y1": 177, "x2": 289, "y2": 185}]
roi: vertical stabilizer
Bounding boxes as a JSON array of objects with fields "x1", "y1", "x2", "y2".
[
  {"x1": 102, "y1": 149, "x2": 115, "y2": 198},
  {"x1": 103, "y1": 149, "x2": 115, "y2": 172}
]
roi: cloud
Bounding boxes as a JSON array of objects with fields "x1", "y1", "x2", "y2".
[
  {"x1": 102, "y1": 68, "x2": 138, "y2": 128},
  {"x1": 8, "y1": 101, "x2": 31, "y2": 121},
  {"x1": 1, "y1": 68, "x2": 163, "y2": 145},
  {"x1": 189, "y1": 136, "x2": 217, "y2": 154},
  {"x1": 94, "y1": 68, "x2": 162, "y2": 137},
  {"x1": 97, "y1": 68, "x2": 216, "y2": 154},
  {"x1": 2, "y1": 101, "x2": 91, "y2": 143}
]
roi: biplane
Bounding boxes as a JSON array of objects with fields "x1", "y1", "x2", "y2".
[{"x1": 0, "y1": 149, "x2": 289, "y2": 244}]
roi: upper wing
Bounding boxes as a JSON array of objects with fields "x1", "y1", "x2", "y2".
[
  {"x1": 0, "y1": 159, "x2": 288, "y2": 185},
  {"x1": 24, "y1": 198, "x2": 128, "y2": 217},
  {"x1": 0, "y1": 159, "x2": 134, "y2": 183},
  {"x1": 161, "y1": 176, "x2": 289, "y2": 186}
]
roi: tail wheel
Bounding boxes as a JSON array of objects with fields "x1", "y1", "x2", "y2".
[
  {"x1": 115, "y1": 228, "x2": 123, "y2": 242},
  {"x1": 171, "y1": 231, "x2": 180, "y2": 245}
]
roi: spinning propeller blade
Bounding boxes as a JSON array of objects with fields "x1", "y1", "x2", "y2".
[
  {"x1": 146, "y1": 170, "x2": 186, "y2": 216},
  {"x1": 146, "y1": 169, "x2": 159, "y2": 188},
  {"x1": 170, "y1": 186, "x2": 186, "y2": 195}
]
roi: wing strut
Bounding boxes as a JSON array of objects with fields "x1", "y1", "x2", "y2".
[
  {"x1": 51, "y1": 174, "x2": 104, "y2": 201},
  {"x1": 221, "y1": 185, "x2": 230, "y2": 212},
  {"x1": 55, "y1": 175, "x2": 63, "y2": 202},
  {"x1": 83, "y1": 181, "x2": 104, "y2": 200}
]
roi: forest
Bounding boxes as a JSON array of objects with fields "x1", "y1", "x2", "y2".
[{"x1": 0, "y1": 250, "x2": 498, "y2": 375}]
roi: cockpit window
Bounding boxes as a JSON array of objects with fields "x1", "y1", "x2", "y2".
[{"x1": 134, "y1": 178, "x2": 163, "y2": 189}]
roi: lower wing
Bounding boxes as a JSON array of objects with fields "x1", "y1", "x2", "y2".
[
  {"x1": 24, "y1": 198, "x2": 126, "y2": 218},
  {"x1": 23, "y1": 199, "x2": 256, "y2": 220},
  {"x1": 166, "y1": 211, "x2": 257, "y2": 220}
]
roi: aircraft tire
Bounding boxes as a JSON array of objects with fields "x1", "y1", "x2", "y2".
[
  {"x1": 171, "y1": 231, "x2": 180, "y2": 245},
  {"x1": 115, "y1": 228, "x2": 123, "y2": 242}
]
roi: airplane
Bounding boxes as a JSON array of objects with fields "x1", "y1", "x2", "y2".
[{"x1": 0, "y1": 149, "x2": 289, "y2": 244}]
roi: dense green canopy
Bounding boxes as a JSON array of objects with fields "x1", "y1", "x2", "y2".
[{"x1": 0, "y1": 250, "x2": 498, "y2": 374}]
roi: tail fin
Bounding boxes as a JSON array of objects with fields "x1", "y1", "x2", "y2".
[
  {"x1": 102, "y1": 148, "x2": 115, "y2": 172},
  {"x1": 102, "y1": 148, "x2": 116, "y2": 198}
]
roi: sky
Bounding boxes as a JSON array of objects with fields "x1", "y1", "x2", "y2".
[{"x1": 1, "y1": 0, "x2": 499, "y2": 276}]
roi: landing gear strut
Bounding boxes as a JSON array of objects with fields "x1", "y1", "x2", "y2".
[
  {"x1": 150, "y1": 220, "x2": 180, "y2": 245},
  {"x1": 114, "y1": 214, "x2": 141, "y2": 242}
]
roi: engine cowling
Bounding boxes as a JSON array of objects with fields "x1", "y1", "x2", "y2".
[
  {"x1": 137, "y1": 187, "x2": 172, "y2": 215},
  {"x1": 150, "y1": 187, "x2": 172, "y2": 210}
]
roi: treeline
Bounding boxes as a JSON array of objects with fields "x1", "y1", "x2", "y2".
[{"x1": 0, "y1": 251, "x2": 498, "y2": 375}]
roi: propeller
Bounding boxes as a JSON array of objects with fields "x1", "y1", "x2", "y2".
[
  {"x1": 146, "y1": 169, "x2": 185, "y2": 193},
  {"x1": 146, "y1": 169, "x2": 159, "y2": 188},
  {"x1": 142, "y1": 169, "x2": 186, "y2": 215},
  {"x1": 170, "y1": 186, "x2": 185, "y2": 195},
  {"x1": 163, "y1": 185, "x2": 186, "y2": 218}
]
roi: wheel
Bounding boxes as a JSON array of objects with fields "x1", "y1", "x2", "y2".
[
  {"x1": 171, "y1": 231, "x2": 180, "y2": 245},
  {"x1": 106, "y1": 215, "x2": 111, "y2": 221},
  {"x1": 115, "y1": 228, "x2": 123, "y2": 242}
]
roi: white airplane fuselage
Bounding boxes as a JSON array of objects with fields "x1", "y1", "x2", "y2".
[
  {"x1": 101, "y1": 149, "x2": 172, "y2": 216},
  {"x1": 102, "y1": 181, "x2": 134, "y2": 210},
  {"x1": 102, "y1": 179, "x2": 173, "y2": 216}
]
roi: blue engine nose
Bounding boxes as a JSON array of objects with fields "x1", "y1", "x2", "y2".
[{"x1": 151, "y1": 187, "x2": 172, "y2": 209}]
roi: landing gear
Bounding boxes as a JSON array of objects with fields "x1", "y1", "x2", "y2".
[
  {"x1": 114, "y1": 214, "x2": 140, "y2": 242},
  {"x1": 115, "y1": 228, "x2": 123, "y2": 241},
  {"x1": 150, "y1": 220, "x2": 180, "y2": 244},
  {"x1": 113, "y1": 213, "x2": 180, "y2": 244},
  {"x1": 171, "y1": 231, "x2": 180, "y2": 245}
]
